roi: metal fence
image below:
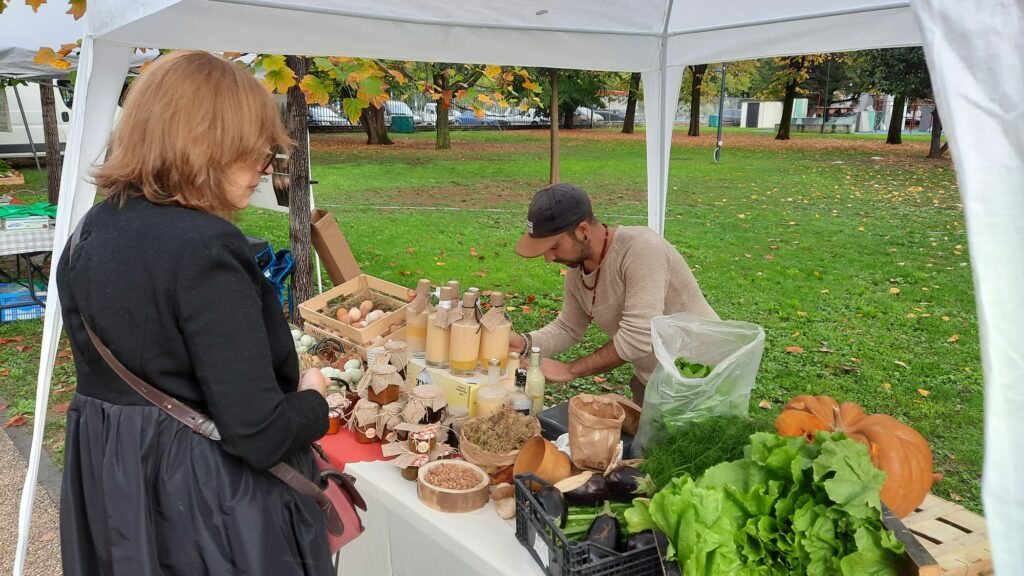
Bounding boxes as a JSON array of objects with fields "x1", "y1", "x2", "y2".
[{"x1": 306, "y1": 100, "x2": 650, "y2": 131}]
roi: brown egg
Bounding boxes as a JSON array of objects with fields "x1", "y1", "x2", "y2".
[
  {"x1": 359, "y1": 299, "x2": 374, "y2": 316},
  {"x1": 335, "y1": 308, "x2": 351, "y2": 324},
  {"x1": 348, "y1": 307, "x2": 362, "y2": 322}
]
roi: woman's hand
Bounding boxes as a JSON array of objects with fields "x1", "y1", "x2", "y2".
[{"x1": 298, "y1": 368, "x2": 328, "y2": 398}]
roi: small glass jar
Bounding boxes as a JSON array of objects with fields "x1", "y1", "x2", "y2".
[
  {"x1": 327, "y1": 409, "x2": 342, "y2": 435},
  {"x1": 401, "y1": 465, "x2": 419, "y2": 481},
  {"x1": 355, "y1": 423, "x2": 378, "y2": 444},
  {"x1": 365, "y1": 364, "x2": 402, "y2": 405},
  {"x1": 408, "y1": 429, "x2": 438, "y2": 456}
]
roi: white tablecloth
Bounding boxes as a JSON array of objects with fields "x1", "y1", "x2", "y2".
[
  {"x1": 337, "y1": 461, "x2": 546, "y2": 576},
  {"x1": 0, "y1": 227, "x2": 55, "y2": 257}
]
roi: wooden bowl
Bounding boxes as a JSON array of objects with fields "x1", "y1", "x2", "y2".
[
  {"x1": 417, "y1": 460, "x2": 490, "y2": 513},
  {"x1": 513, "y1": 436, "x2": 572, "y2": 485}
]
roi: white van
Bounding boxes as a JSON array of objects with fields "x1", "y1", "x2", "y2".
[{"x1": 0, "y1": 81, "x2": 74, "y2": 160}]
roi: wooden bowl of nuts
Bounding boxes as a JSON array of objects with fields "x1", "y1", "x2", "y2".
[{"x1": 416, "y1": 460, "x2": 490, "y2": 513}]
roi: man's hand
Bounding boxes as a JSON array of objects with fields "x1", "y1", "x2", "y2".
[
  {"x1": 509, "y1": 333, "x2": 526, "y2": 356},
  {"x1": 541, "y1": 358, "x2": 577, "y2": 383}
]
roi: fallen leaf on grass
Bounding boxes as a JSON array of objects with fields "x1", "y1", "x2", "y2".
[
  {"x1": 0, "y1": 336, "x2": 25, "y2": 345},
  {"x1": 949, "y1": 492, "x2": 963, "y2": 502},
  {"x1": 52, "y1": 402, "x2": 70, "y2": 414},
  {"x1": 52, "y1": 385, "x2": 75, "y2": 394},
  {"x1": 527, "y1": 295, "x2": 537, "y2": 304},
  {"x1": 0, "y1": 402, "x2": 7, "y2": 411},
  {"x1": 947, "y1": 334, "x2": 960, "y2": 342},
  {"x1": 405, "y1": 247, "x2": 416, "y2": 254},
  {"x1": 881, "y1": 382, "x2": 892, "y2": 390},
  {"x1": 399, "y1": 271, "x2": 412, "y2": 276},
  {"x1": 473, "y1": 270, "x2": 487, "y2": 278},
  {"x1": 593, "y1": 376, "x2": 606, "y2": 383},
  {"x1": 820, "y1": 289, "x2": 830, "y2": 294},
  {"x1": 539, "y1": 309, "x2": 549, "y2": 317},
  {"x1": 0, "y1": 369, "x2": 9, "y2": 376},
  {"x1": 559, "y1": 269, "x2": 567, "y2": 277},
  {"x1": 763, "y1": 254, "x2": 775, "y2": 261},
  {"x1": 889, "y1": 287, "x2": 901, "y2": 294},
  {"x1": 520, "y1": 306, "x2": 532, "y2": 314},
  {"x1": 57, "y1": 349, "x2": 72, "y2": 358},
  {"x1": 941, "y1": 315, "x2": 951, "y2": 321},
  {"x1": 435, "y1": 262, "x2": 445, "y2": 267},
  {"x1": 796, "y1": 310, "x2": 807, "y2": 317},
  {"x1": 469, "y1": 247, "x2": 479, "y2": 257},
  {"x1": 894, "y1": 360, "x2": 909, "y2": 369},
  {"x1": 785, "y1": 346, "x2": 804, "y2": 354},
  {"x1": 791, "y1": 331, "x2": 800, "y2": 337},
  {"x1": 835, "y1": 365, "x2": 860, "y2": 374},
  {"x1": 505, "y1": 306, "x2": 517, "y2": 313},
  {"x1": 917, "y1": 388, "x2": 930, "y2": 397},
  {"x1": 758, "y1": 399, "x2": 772, "y2": 409},
  {"x1": 3, "y1": 415, "x2": 28, "y2": 428},
  {"x1": 15, "y1": 345, "x2": 32, "y2": 353},
  {"x1": 906, "y1": 313, "x2": 917, "y2": 318}
]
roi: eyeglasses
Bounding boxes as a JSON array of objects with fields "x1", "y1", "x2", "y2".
[{"x1": 259, "y1": 148, "x2": 290, "y2": 176}]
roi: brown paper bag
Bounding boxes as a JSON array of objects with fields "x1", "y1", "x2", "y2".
[{"x1": 568, "y1": 394, "x2": 625, "y2": 472}]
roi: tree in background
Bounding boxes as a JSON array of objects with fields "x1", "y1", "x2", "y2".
[
  {"x1": 417, "y1": 63, "x2": 540, "y2": 150},
  {"x1": 685, "y1": 65, "x2": 709, "y2": 136},
  {"x1": 621, "y1": 72, "x2": 641, "y2": 134},
  {"x1": 852, "y1": 48, "x2": 934, "y2": 148},
  {"x1": 531, "y1": 70, "x2": 609, "y2": 129},
  {"x1": 761, "y1": 55, "x2": 830, "y2": 140}
]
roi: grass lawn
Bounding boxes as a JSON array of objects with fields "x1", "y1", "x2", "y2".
[{"x1": 1, "y1": 127, "x2": 981, "y2": 511}]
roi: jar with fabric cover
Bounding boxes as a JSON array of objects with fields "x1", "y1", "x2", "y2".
[
  {"x1": 402, "y1": 384, "x2": 448, "y2": 426},
  {"x1": 358, "y1": 364, "x2": 403, "y2": 405}
]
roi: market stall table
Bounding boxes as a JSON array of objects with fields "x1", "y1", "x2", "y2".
[
  {"x1": 335, "y1": 459, "x2": 545, "y2": 576},
  {"x1": 0, "y1": 227, "x2": 53, "y2": 316}
]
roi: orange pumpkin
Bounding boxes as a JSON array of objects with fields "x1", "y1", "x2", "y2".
[{"x1": 775, "y1": 395, "x2": 933, "y2": 518}]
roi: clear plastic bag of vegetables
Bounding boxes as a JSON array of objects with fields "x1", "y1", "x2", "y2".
[{"x1": 633, "y1": 313, "x2": 765, "y2": 456}]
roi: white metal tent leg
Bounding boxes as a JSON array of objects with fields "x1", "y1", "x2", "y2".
[
  {"x1": 641, "y1": 64, "x2": 685, "y2": 235},
  {"x1": 912, "y1": 0, "x2": 1024, "y2": 572},
  {"x1": 14, "y1": 37, "x2": 133, "y2": 576}
]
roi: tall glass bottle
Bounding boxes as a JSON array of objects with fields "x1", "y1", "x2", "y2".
[
  {"x1": 449, "y1": 292, "x2": 482, "y2": 376},
  {"x1": 478, "y1": 292, "x2": 512, "y2": 374},
  {"x1": 525, "y1": 347, "x2": 546, "y2": 416},
  {"x1": 426, "y1": 286, "x2": 455, "y2": 368},
  {"x1": 406, "y1": 278, "x2": 432, "y2": 358}
]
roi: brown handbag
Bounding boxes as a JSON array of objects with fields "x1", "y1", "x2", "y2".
[{"x1": 68, "y1": 219, "x2": 365, "y2": 555}]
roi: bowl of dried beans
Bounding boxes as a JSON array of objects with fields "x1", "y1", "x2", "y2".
[{"x1": 416, "y1": 460, "x2": 491, "y2": 513}]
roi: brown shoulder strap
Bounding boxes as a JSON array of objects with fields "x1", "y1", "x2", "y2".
[{"x1": 67, "y1": 215, "x2": 343, "y2": 536}]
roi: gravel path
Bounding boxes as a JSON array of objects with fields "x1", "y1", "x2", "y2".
[{"x1": 0, "y1": 430, "x2": 63, "y2": 576}]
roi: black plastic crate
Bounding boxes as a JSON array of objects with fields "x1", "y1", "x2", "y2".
[{"x1": 514, "y1": 474, "x2": 662, "y2": 576}]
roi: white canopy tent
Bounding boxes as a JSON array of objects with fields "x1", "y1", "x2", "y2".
[{"x1": 15, "y1": 0, "x2": 1023, "y2": 573}]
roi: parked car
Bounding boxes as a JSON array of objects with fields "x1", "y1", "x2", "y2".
[
  {"x1": 594, "y1": 108, "x2": 627, "y2": 122},
  {"x1": 422, "y1": 102, "x2": 461, "y2": 126},
  {"x1": 307, "y1": 104, "x2": 349, "y2": 127},
  {"x1": 573, "y1": 106, "x2": 605, "y2": 125},
  {"x1": 508, "y1": 107, "x2": 550, "y2": 125},
  {"x1": 383, "y1": 100, "x2": 424, "y2": 126},
  {"x1": 454, "y1": 109, "x2": 507, "y2": 127}
]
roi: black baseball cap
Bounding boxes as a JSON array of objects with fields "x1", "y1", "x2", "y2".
[{"x1": 515, "y1": 183, "x2": 593, "y2": 258}]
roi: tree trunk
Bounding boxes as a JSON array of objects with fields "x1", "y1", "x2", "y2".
[
  {"x1": 887, "y1": 94, "x2": 906, "y2": 145},
  {"x1": 436, "y1": 72, "x2": 451, "y2": 150},
  {"x1": 40, "y1": 81, "x2": 62, "y2": 204},
  {"x1": 549, "y1": 69, "x2": 559, "y2": 184},
  {"x1": 687, "y1": 64, "x2": 708, "y2": 137},
  {"x1": 563, "y1": 106, "x2": 576, "y2": 130},
  {"x1": 285, "y1": 56, "x2": 314, "y2": 321},
  {"x1": 360, "y1": 105, "x2": 393, "y2": 145},
  {"x1": 775, "y1": 80, "x2": 798, "y2": 140},
  {"x1": 927, "y1": 106, "x2": 944, "y2": 159},
  {"x1": 622, "y1": 72, "x2": 641, "y2": 134}
]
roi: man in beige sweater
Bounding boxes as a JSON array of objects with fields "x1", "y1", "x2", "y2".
[{"x1": 509, "y1": 183, "x2": 718, "y2": 405}]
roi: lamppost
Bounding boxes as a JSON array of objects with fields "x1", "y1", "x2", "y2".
[
  {"x1": 713, "y1": 65, "x2": 726, "y2": 163},
  {"x1": 819, "y1": 57, "x2": 832, "y2": 134}
]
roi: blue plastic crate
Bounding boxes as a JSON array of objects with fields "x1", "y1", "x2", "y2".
[{"x1": 0, "y1": 283, "x2": 47, "y2": 322}]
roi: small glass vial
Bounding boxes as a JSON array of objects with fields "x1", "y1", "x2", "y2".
[{"x1": 449, "y1": 292, "x2": 482, "y2": 376}]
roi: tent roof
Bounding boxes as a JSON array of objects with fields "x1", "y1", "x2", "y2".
[{"x1": 88, "y1": 0, "x2": 922, "y2": 71}]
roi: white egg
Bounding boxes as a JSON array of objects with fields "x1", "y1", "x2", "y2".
[
  {"x1": 299, "y1": 334, "x2": 316, "y2": 347},
  {"x1": 344, "y1": 359, "x2": 362, "y2": 371},
  {"x1": 296, "y1": 345, "x2": 308, "y2": 354},
  {"x1": 291, "y1": 329, "x2": 303, "y2": 341},
  {"x1": 320, "y1": 367, "x2": 333, "y2": 378},
  {"x1": 344, "y1": 368, "x2": 363, "y2": 383}
]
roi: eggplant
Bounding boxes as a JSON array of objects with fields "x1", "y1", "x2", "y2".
[
  {"x1": 534, "y1": 485, "x2": 567, "y2": 529},
  {"x1": 583, "y1": 502, "x2": 621, "y2": 552},
  {"x1": 554, "y1": 472, "x2": 610, "y2": 506},
  {"x1": 606, "y1": 465, "x2": 657, "y2": 502},
  {"x1": 662, "y1": 560, "x2": 682, "y2": 576},
  {"x1": 625, "y1": 529, "x2": 669, "y2": 554}
]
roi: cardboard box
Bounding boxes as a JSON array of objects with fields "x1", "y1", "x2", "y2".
[
  {"x1": 407, "y1": 356, "x2": 489, "y2": 417},
  {"x1": 310, "y1": 209, "x2": 362, "y2": 285},
  {"x1": 298, "y1": 274, "x2": 413, "y2": 344}
]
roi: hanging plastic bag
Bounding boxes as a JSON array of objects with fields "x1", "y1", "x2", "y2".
[{"x1": 633, "y1": 312, "x2": 765, "y2": 456}]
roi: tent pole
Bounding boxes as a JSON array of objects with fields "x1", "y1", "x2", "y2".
[{"x1": 11, "y1": 83, "x2": 43, "y2": 178}]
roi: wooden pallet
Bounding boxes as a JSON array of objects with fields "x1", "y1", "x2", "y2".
[{"x1": 885, "y1": 494, "x2": 992, "y2": 576}]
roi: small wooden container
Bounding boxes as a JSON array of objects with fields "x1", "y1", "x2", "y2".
[{"x1": 417, "y1": 460, "x2": 490, "y2": 513}]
